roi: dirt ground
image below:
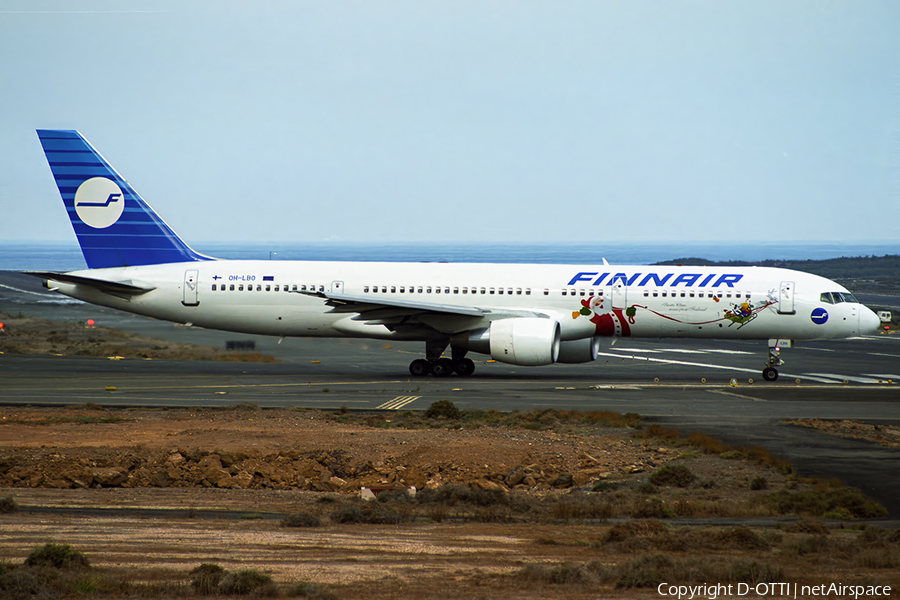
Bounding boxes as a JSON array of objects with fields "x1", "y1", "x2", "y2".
[{"x1": 1, "y1": 406, "x2": 899, "y2": 599}]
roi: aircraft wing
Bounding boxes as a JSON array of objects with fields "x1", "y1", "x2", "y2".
[
  {"x1": 27, "y1": 271, "x2": 157, "y2": 298},
  {"x1": 318, "y1": 292, "x2": 486, "y2": 317},
  {"x1": 302, "y1": 291, "x2": 543, "y2": 334}
]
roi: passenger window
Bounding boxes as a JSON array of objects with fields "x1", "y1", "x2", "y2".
[
  {"x1": 391, "y1": 286, "x2": 396, "y2": 293},
  {"x1": 498, "y1": 288, "x2": 503, "y2": 295},
  {"x1": 436, "y1": 287, "x2": 441, "y2": 294},
  {"x1": 427, "y1": 287, "x2": 432, "y2": 293},
  {"x1": 516, "y1": 288, "x2": 522, "y2": 295},
  {"x1": 653, "y1": 291, "x2": 658, "y2": 297},
  {"x1": 230, "y1": 284, "x2": 235, "y2": 291},
  {"x1": 266, "y1": 285, "x2": 271, "y2": 292},
  {"x1": 662, "y1": 291, "x2": 667, "y2": 297},
  {"x1": 292, "y1": 285, "x2": 297, "y2": 292},
  {"x1": 490, "y1": 288, "x2": 495, "y2": 295},
  {"x1": 274, "y1": 285, "x2": 279, "y2": 292},
  {"x1": 399, "y1": 286, "x2": 405, "y2": 293},
  {"x1": 480, "y1": 288, "x2": 486, "y2": 294},
  {"x1": 462, "y1": 288, "x2": 468, "y2": 294},
  {"x1": 454, "y1": 287, "x2": 459, "y2": 294},
  {"x1": 238, "y1": 285, "x2": 244, "y2": 291},
  {"x1": 562, "y1": 290, "x2": 567, "y2": 296},
  {"x1": 445, "y1": 288, "x2": 450, "y2": 294},
  {"x1": 644, "y1": 291, "x2": 649, "y2": 297},
  {"x1": 212, "y1": 284, "x2": 217, "y2": 291},
  {"x1": 543, "y1": 289, "x2": 549, "y2": 295},
  {"x1": 418, "y1": 287, "x2": 423, "y2": 293}
]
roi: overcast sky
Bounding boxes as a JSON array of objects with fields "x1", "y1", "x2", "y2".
[{"x1": 1, "y1": 1, "x2": 898, "y2": 245}]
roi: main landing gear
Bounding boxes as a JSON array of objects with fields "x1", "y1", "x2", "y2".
[
  {"x1": 762, "y1": 341, "x2": 785, "y2": 382},
  {"x1": 408, "y1": 340, "x2": 476, "y2": 377},
  {"x1": 409, "y1": 357, "x2": 476, "y2": 377}
]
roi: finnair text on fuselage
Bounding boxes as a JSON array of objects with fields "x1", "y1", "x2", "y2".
[{"x1": 567, "y1": 272, "x2": 743, "y2": 288}]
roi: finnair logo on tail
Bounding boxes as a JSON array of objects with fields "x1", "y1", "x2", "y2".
[{"x1": 74, "y1": 177, "x2": 125, "y2": 228}]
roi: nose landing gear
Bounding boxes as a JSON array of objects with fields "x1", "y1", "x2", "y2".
[{"x1": 762, "y1": 340, "x2": 787, "y2": 381}]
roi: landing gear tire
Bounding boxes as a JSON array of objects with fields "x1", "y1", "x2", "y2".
[
  {"x1": 409, "y1": 359, "x2": 431, "y2": 377},
  {"x1": 431, "y1": 358, "x2": 456, "y2": 377},
  {"x1": 454, "y1": 358, "x2": 476, "y2": 377},
  {"x1": 762, "y1": 367, "x2": 779, "y2": 382}
]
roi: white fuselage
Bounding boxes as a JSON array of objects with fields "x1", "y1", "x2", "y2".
[{"x1": 51, "y1": 260, "x2": 876, "y2": 344}]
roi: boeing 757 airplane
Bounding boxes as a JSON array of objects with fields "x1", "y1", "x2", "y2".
[{"x1": 30, "y1": 130, "x2": 880, "y2": 380}]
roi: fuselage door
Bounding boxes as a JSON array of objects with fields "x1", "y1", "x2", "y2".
[
  {"x1": 778, "y1": 281, "x2": 795, "y2": 315},
  {"x1": 610, "y1": 280, "x2": 627, "y2": 311},
  {"x1": 183, "y1": 270, "x2": 200, "y2": 307},
  {"x1": 331, "y1": 280, "x2": 344, "y2": 295}
]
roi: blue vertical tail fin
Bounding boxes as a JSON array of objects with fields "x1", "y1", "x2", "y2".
[{"x1": 37, "y1": 129, "x2": 212, "y2": 269}]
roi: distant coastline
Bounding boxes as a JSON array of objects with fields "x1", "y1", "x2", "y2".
[
  {"x1": 3, "y1": 240, "x2": 899, "y2": 273},
  {"x1": 655, "y1": 255, "x2": 900, "y2": 295}
]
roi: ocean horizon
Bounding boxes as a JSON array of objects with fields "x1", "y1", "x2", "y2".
[{"x1": 2, "y1": 240, "x2": 898, "y2": 272}]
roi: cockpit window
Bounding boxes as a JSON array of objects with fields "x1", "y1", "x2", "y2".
[{"x1": 823, "y1": 291, "x2": 858, "y2": 304}]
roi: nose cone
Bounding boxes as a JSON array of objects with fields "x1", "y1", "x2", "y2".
[{"x1": 860, "y1": 306, "x2": 881, "y2": 333}]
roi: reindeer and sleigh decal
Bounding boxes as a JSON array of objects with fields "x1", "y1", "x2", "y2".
[{"x1": 571, "y1": 292, "x2": 777, "y2": 337}]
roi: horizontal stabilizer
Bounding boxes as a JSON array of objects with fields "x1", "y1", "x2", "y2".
[{"x1": 27, "y1": 271, "x2": 156, "y2": 296}]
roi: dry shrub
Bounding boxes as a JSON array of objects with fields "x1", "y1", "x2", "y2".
[
  {"x1": 785, "y1": 518, "x2": 830, "y2": 535},
  {"x1": 758, "y1": 487, "x2": 887, "y2": 518},
  {"x1": 219, "y1": 568, "x2": 277, "y2": 597},
  {"x1": 853, "y1": 548, "x2": 900, "y2": 569},
  {"x1": 645, "y1": 424, "x2": 680, "y2": 442},
  {"x1": 24, "y1": 543, "x2": 90, "y2": 569},
  {"x1": 552, "y1": 494, "x2": 614, "y2": 521},
  {"x1": 281, "y1": 512, "x2": 321, "y2": 528},
  {"x1": 687, "y1": 432, "x2": 732, "y2": 454},
  {"x1": 604, "y1": 519, "x2": 667, "y2": 542},
  {"x1": 518, "y1": 561, "x2": 613, "y2": 585},
  {"x1": 190, "y1": 563, "x2": 225, "y2": 594},
  {"x1": 726, "y1": 560, "x2": 783, "y2": 584},
  {"x1": 648, "y1": 464, "x2": 696, "y2": 487},
  {"x1": 0, "y1": 496, "x2": 18, "y2": 514},
  {"x1": 717, "y1": 526, "x2": 769, "y2": 550}
]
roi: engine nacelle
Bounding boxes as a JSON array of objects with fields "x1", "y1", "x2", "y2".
[
  {"x1": 556, "y1": 337, "x2": 601, "y2": 364},
  {"x1": 465, "y1": 318, "x2": 560, "y2": 366}
]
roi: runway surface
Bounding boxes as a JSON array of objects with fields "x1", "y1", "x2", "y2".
[{"x1": 2, "y1": 270, "x2": 899, "y2": 515}]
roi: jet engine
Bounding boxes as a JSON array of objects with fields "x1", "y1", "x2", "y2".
[
  {"x1": 464, "y1": 318, "x2": 560, "y2": 366},
  {"x1": 556, "y1": 336, "x2": 601, "y2": 363}
]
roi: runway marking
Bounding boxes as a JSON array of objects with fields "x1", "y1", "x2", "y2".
[
  {"x1": 863, "y1": 373, "x2": 899, "y2": 380},
  {"x1": 376, "y1": 396, "x2": 421, "y2": 410},
  {"x1": 708, "y1": 389, "x2": 767, "y2": 401},
  {"x1": 806, "y1": 373, "x2": 883, "y2": 384},
  {"x1": 597, "y1": 352, "x2": 871, "y2": 384}
]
